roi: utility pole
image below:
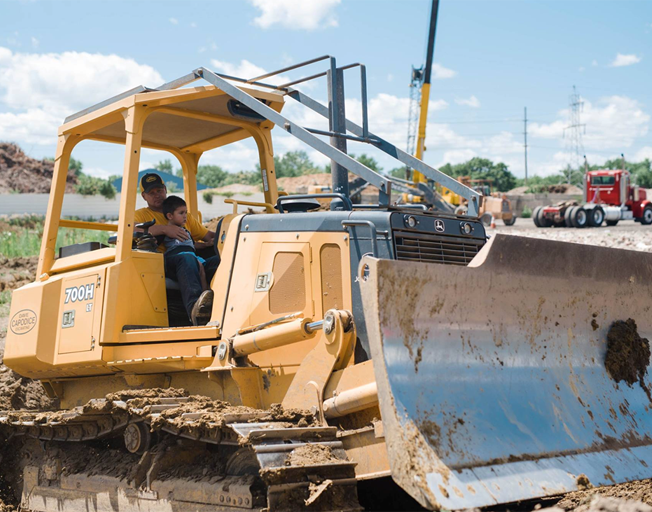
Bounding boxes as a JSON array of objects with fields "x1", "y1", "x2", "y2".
[
  {"x1": 564, "y1": 86, "x2": 586, "y2": 184},
  {"x1": 523, "y1": 107, "x2": 528, "y2": 185}
]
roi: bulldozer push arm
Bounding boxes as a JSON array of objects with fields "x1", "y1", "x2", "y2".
[{"x1": 2, "y1": 56, "x2": 651, "y2": 511}]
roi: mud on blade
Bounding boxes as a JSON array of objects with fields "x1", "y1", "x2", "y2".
[{"x1": 361, "y1": 234, "x2": 652, "y2": 510}]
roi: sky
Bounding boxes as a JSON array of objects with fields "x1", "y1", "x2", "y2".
[{"x1": 0, "y1": 0, "x2": 650, "y2": 182}]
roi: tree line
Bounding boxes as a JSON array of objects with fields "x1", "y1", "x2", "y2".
[{"x1": 68, "y1": 150, "x2": 652, "y2": 197}]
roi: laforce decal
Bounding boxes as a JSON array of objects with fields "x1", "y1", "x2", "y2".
[
  {"x1": 64, "y1": 284, "x2": 95, "y2": 304},
  {"x1": 10, "y1": 309, "x2": 37, "y2": 335}
]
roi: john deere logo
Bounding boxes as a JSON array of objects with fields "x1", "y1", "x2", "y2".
[
  {"x1": 146, "y1": 176, "x2": 157, "y2": 182},
  {"x1": 434, "y1": 219, "x2": 445, "y2": 232},
  {"x1": 10, "y1": 309, "x2": 37, "y2": 335}
]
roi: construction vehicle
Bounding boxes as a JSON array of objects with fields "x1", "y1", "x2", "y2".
[
  {"x1": 444, "y1": 177, "x2": 516, "y2": 226},
  {"x1": 392, "y1": 0, "x2": 454, "y2": 213},
  {"x1": 3, "y1": 57, "x2": 652, "y2": 512},
  {"x1": 533, "y1": 166, "x2": 652, "y2": 228}
]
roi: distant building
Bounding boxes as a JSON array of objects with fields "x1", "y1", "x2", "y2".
[{"x1": 111, "y1": 169, "x2": 208, "y2": 193}]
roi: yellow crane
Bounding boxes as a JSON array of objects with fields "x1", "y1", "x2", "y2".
[{"x1": 406, "y1": 0, "x2": 439, "y2": 183}]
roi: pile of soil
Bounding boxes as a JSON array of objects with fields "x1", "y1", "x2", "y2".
[
  {"x1": 286, "y1": 444, "x2": 341, "y2": 467},
  {"x1": 508, "y1": 184, "x2": 584, "y2": 195},
  {"x1": 0, "y1": 143, "x2": 77, "y2": 194},
  {"x1": 0, "y1": 255, "x2": 56, "y2": 412},
  {"x1": 211, "y1": 183, "x2": 260, "y2": 194},
  {"x1": 277, "y1": 173, "x2": 333, "y2": 194},
  {"x1": 0, "y1": 256, "x2": 37, "y2": 293},
  {"x1": 553, "y1": 490, "x2": 652, "y2": 512}
]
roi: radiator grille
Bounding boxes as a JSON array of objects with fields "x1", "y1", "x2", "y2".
[{"x1": 393, "y1": 231, "x2": 484, "y2": 266}]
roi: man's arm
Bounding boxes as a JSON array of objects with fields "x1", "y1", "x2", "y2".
[
  {"x1": 201, "y1": 231, "x2": 216, "y2": 243},
  {"x1": 133, "y1": 209, "x2": 190, "y2": 241},
  {"x1": 147, "y1": 224, "x2": 190, "y2": 241}
]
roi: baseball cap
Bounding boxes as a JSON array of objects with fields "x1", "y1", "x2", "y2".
[{"x1": 140, "y1": 173, "x2": 166, "y2": 193}]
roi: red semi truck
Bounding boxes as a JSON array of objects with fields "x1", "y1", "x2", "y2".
[{"x1": 533, "y1": 168, "x2": 652, "y2": 228}]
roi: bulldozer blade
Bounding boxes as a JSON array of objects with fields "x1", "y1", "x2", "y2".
[{"x1": 361, "y1": 234, "x2": 652, "y2": 510}]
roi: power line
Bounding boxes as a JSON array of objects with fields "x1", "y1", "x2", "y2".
[
  {"x1": 563, "y1": 85, "x2": 586, "y2": 183},
  {"x1": 523, "y1": 107, "x2": 528, "y2": 185}
]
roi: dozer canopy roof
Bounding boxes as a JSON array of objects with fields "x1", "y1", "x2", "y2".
[{"x1": 60, "y1": 84, "x2": 285, "y2": 155}]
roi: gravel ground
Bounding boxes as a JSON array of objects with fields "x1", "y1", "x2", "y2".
[{"x1": 490, "y1": 218, "x2": 652, "y2": 253}]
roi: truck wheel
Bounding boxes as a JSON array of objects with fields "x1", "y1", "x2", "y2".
[
  {"x1": 563, "y1": 207, "x2": 574, "y2": 227},
  {"x1": 588, "y1": 206, "x2": 604, "y2": 227},
  {"x1": 480, "y1": 213, "x2": 493, "y2": 227},
  {"x1": 537, "y1": 207, "x2": 553, "y2": 228},
  {"x1": 532, "y1": 206, "x2": 542, "y2": 227},
  {"x1": 605, "y1": 220, "x2": 619, "y2": 227},
  {"x1": 571, "y1": 207, "x2": 588, "y2": 228},
  {"x1": 642, "y1": 206, "x2": 652, "y2": 225},
  {"x1": 503, "y1": 215, "x2": 516, "y2": 226}
]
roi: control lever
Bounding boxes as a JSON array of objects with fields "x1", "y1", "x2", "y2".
[
  {"x1": 108, "y1": 220, "x2": 158, "y2": 251},
  {"x1": 134, "y1": 219, "x2": 158, "y2": 251}
]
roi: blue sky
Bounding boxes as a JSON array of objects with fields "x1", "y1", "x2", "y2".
[{"x1": 0, "y1": 0, "x2": 650, "y2": 182}]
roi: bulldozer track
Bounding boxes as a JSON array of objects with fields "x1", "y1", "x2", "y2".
[{"x1": 0, "y1": 394, "x2": 361, "y2": 511}]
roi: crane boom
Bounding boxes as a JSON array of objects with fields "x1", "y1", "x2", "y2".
[{"x1": 411, "y1": 0, "x2": 439, "y2": 183}]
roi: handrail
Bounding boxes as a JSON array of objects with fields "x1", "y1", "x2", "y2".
[
  {"x1": 224, "y1": 198, "x2": 275, "y2": 214},
  {"x1": 276, "y1": 193, "x2": 353, "y2": 213},
  {"x1": 342, "y1": 220, "x2": 379, "y2": 257},
  {"x1": 59, "y1": 219, "x2": 118, "y2": 232}
]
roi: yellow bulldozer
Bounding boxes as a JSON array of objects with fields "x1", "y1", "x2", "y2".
[
  {"x1": 442, "y1": 177, "x2": 516, "y2": 226},
  {"x1": 3, "y1": 57, "x2": 652, "y2": 512}
]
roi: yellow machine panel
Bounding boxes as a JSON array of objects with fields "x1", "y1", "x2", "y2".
[{"x1": 57, "y1": 271, "x2": 104, "y2": 355}]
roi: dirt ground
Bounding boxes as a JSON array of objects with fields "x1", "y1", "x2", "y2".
[
  {"x1": 0, "y1": 143, "x2": 77, "y2": 194},
  {"x1": 3, "y1": 226, "x2": 652, "y2": 511}
]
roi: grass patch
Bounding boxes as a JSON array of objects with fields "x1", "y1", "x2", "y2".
[
  {"x1": 0, "y1": 216, "x2": 112, "y2": 258},
  {"x1": 0, "y1": 290, "x2": 11, "y2": 319}
]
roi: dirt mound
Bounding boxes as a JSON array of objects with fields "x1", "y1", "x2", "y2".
[
  {"x1": 0, "y1": 255, "x2": 56, "y2": 412},
  {"x1": 277, "y1": 173, "x2": 333, "y2": 194},
  {"x1": 0, "y1": 256, "x2": 37, "y2": 292},
  {"x1": 212, "y1": 183, "x2": 260, "y2": 194},
  {"x1": 508, "y1": 184, "x2": 584, "y2": 195},
  {"x1": 0, "y1": 143, "x2": 77, "y2": 194},
  {"x1": 554, "y1": 489, "x2": 652, "y2": 511}
]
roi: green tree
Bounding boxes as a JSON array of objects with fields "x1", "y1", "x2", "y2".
[
  {"x1": 388, "y1": 167, "x2": 408, "y2": 179},
  {"x1": 75, "y1": 175, "x2": 116, "y2": 199},
  {"x1": 443, "y1": 157, "x2": 517, "y2": 192},
  {"x1": 69, "y1": 157, "x2": 84, "y2": 176},
  {"x1": 155, "y1": 159, "x2": 174, "y2": 173},
  {"x1": 273, "y1": 150, "x2": 317, "y2": 178},
  {"x1": 353, "y1": 154, "x2": 382, "y2": 173},
  {"x1": 197, "y1": 165, "x2": 229, "y2": 188}
]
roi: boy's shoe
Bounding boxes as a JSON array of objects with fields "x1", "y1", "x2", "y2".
[{"x1": 191, "y1": 290, "x2": 214, "y2": 326}]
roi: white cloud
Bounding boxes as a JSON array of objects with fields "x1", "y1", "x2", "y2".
[
  {"x1": 530, "y1": 96, "x2": 649, "y2": 150},
  {"x1": 30, "y1": 37, "x2": 38, "y2": 49},
  {"x1": 0, "y1": 47, "x2": 163, "y2": 145},
  {"x1": 455, "y1": 95, "x2": 480, "y2": 108},
  {"x1": 169, "y1": 17, "x2": 179, "y2": 25},
  {"x1": 610, "y1": 53, "x2": 641, "y2": 67},
  {"x1": 431, "y1": 63, "x2": 456, "y2": 79},
  {"x1": 634, "y1": 146, "x2": 652, "y2": 161},
  {"x1": 249, "y1": 0, "x2": 340, "y2": 30},
  {"x1": 0, "y1": 108, "x2": 61, "y2": 145},
  {"x1": 210, "y1": 58, "x2": 291, "y2": 86}
]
